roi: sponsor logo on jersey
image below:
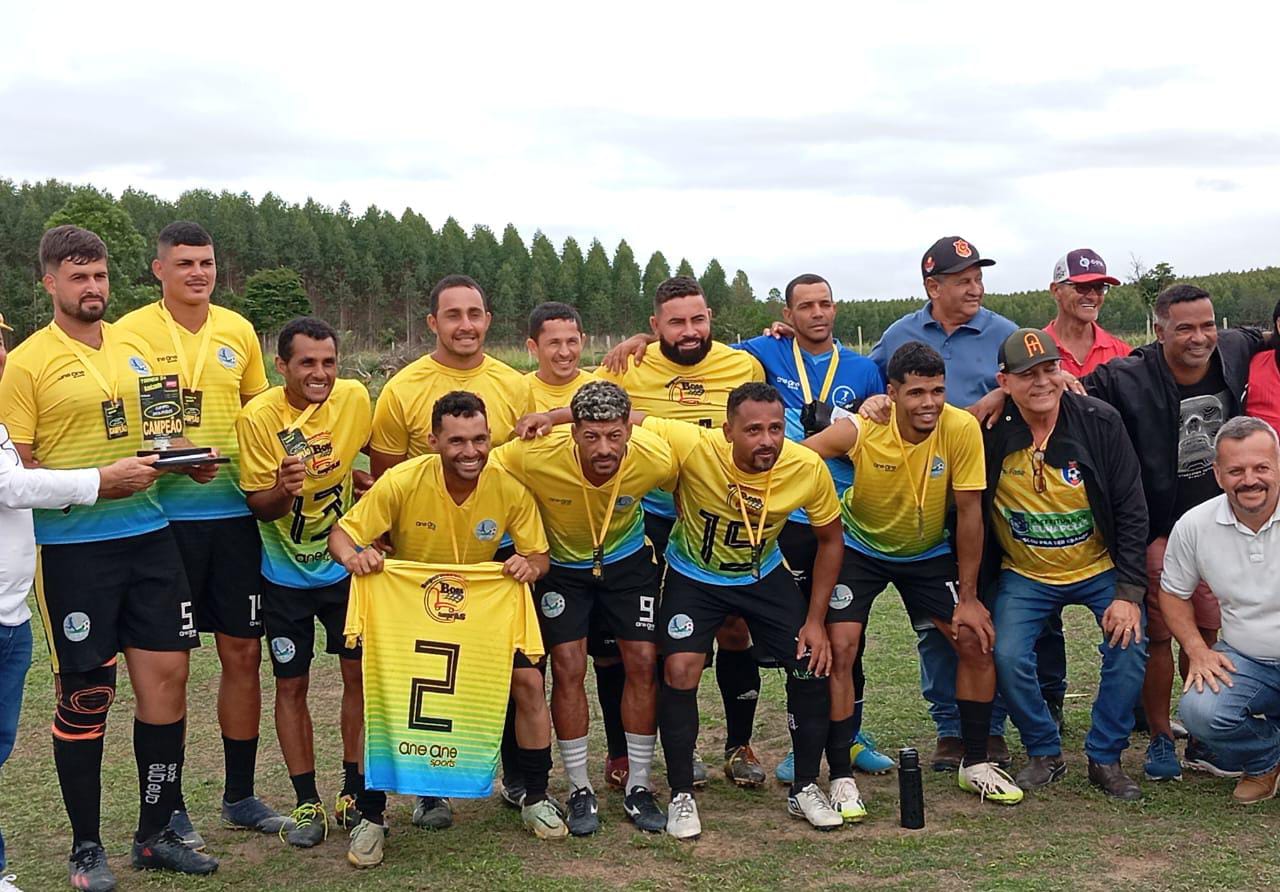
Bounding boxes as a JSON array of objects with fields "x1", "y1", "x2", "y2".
[
  {"x1": 829, "y1": 584, "x2": 854, "y2": 611},
  {"x1": 666, "y1": 377, "x2": 706, "y2": 406},
  {"x1": 217, "y1": 346, "x2": 237, "y2": 369},
  {"x1": 422, "y1": 573, "x2": 468, "y2": 622},
  {"x1": 62, "y1": 611, "x2": 91, "y2": 642},
  {"x1": 930, "y1": 456, "x2": 946, "y2": 478},
  {"x1": 726, "y1": 483, "x2": 764, "y2": 515},
  {"x1": 1062, "y1": 461, "x2": 1083, "y2": 486},
  {"x1": 667, "y1": 613, "x2": 694, "y2": 639},
  {"x1": 304, "y1": 432, "x2": 340, "y2": 477},
  {"x1": 540, "y1": 591, "x2": 566, "y2": 619},
  {"x1": 474, "y1": 519, "x2": 498, "y2": 542},
  {"x1": 128, "y1": 356, "x2": 152, "y2": 375},
  {"x1": 271, "y1": 637, "x2": 296, "y2": 663}
]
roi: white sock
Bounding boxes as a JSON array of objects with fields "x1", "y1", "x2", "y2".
[
  {"x1": 557, "y1": 735, "x2": 592, "y2": 792},
  {"x1": 625, "y1": 732, "x2": 657, "y2": 793}
]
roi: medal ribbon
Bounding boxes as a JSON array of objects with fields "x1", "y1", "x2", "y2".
[
  {"x1": 285, "y1": 401, "x2": 321, "y2": 433},
  {"x1": 575, "y1": 446, "x2": 626, "y2": 576},
  {"x1": 159, "y1": 301, "x2": 213, "y2": 394},
  {"x1": 730, "y1": 465, "x2": 774, "y2": 577},
  {"x1": 891, "y1": 404, "x2": 940, "y2": 540},
  {"x1": 792, "y1": 339, "x2": 840, "y2": 404},
  {"x1": 49, "y1": 322, "x2": 120, "y2": 402}
]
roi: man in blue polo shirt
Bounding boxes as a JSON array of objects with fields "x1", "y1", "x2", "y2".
[{"x1": 733, "y1": 273, "x2": 895, "y2": 783}]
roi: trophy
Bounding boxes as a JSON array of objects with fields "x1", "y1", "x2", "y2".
[{"x1": 136, "y1": 374, "x2": 227, "y2": 467}]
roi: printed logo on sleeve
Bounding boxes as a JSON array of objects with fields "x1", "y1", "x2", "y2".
[{"x1": 216, "y1": 346, "x2": 238, "y2": 369}]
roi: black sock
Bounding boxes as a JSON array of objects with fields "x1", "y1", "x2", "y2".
[
  {"x1": 54, "y1": 735, "x2": 104, "y2": 848},
  {"x1": 826, "y1": 715, "x2": 856, "y2": 779},
  {"x1": 341, "y1": 760, "x2": 360, "y2": 798},
  {"x1": 716, "y1": 648, "x2": 760, "y2": 752},
  {"x1": 134, "y1": 717, "x2": 185, "y2": 843},
  {"x1": 290, "y1": 770, "x2": 320, "y2": 806},
  {"x1": 354, "y1": 772, "x2": 386, "y2": 825},
  {"x1": 851, "y1": 640, "x2": 867, "y2": 738},
  {"x1": 516, "y1": 747, "x2": 552, "y2": 805},
  {"x1": 500, "y1": 696, "x2": 520, "y2": 783},
  {"x1": 659, "y1": 683, "x2": 699, "y2": 794},
  {"x1": 786, "y1": 675, "x2": 830, "y2": 793},
  {"x1": 958, "y1": 699, "x2": 993, "y2": 767},
  {"x1": 222, "y1": 735, "x2": 258, "y2": 803},
  {"x1": 594, "y1": 661, "x2": 628, "y2": 760}
]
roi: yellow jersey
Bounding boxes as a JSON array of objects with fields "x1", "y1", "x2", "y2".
[
  {"x1": 344, "y1": 558, "x2": 543, "y2": 797},
  {"x1": 0, "y1": 321, "x2": 168, "y2": 544},
  {"x1": 598, "y1": 341, "x2": 764, "y2": 518},
  {"x1": 524, "y1": 368, "x2": 597, "y2": 414},
  {"x1": 842, "y1": 404, "x2": 986, "y2": 561},
  {"x1": 236, "y1": 379, "x2": 372, "y2": 588},
  {"x1": 116, "y1": 300, "x2": 269, "y2": 520},
  {"x1": 490, "y1": 425, "x2": 677, "y2": 568},
  {"x1": 370, "y1": 353, "x2": 530, "y2": 458},
  {"x1": 336, "y1": 454, "x2": 548, "y2": 564},
  {"x1": 642, "y1": 416, "x2": 839, "y2": 585},
  {"x1": 993, "y1": 448, "x2": 1114, "y2": 584}
]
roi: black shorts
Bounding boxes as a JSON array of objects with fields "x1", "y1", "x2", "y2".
[
  {"x1": 778, "y1": 521, "x2": 818, "y2": 597},
  {"x1": 535, "y1": 546, "x2": 660, "y2": 649},
  {"x1": 262, "y1": 577, "x2": 360, "y2": 678},
  {"x1": 169, "y1": 515, "x2": 263, "y2": 639},
  {"x1": 35, "y1": 528, "x2": 197, "y2": 674},
  {"x1": 658, "y1": 566, "x2": 811, "y2": 676},
  {"x1": 644, "y1": 513, "x2": 674, "y2": 575},
  {"x1": 830, "y1": 546, "x2": 959, "y2": 628}
]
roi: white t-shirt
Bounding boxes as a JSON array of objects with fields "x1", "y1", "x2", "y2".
[
  {"x1": 1162, "y1": 493, "x2": 1280, "y2": 661},
  {"x1": 0, "y1": 423, "x2": 99, "y2": 626}
]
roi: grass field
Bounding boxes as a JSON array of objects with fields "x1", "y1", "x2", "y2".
[{"x1": 4, "y1": 595, "x2": 1279, "y2": 891}]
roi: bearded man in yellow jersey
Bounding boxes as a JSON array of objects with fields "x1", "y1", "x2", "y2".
[
  {"x1": 596, "y1": 276, "x2": 770, "y2": 788},
  {"x1": 985, "y1": 330, "x2": 1148, "y2": 800},
  {"x1": 803, "y1": 341, "x2": 1024, "y2": 808},
  {"x1": 330, "y1": 391, "x2": 565, "y2": 854},
  {"x1": 493, "y1": 381, "x2": 675, "y2": 835},
  {"x1": 116, "y1": 221, "x2": 288, "y2": 841},
  {"x1": 0, "y1": 225, "x2": 220, "y2": 888},
  {"x1": 236, "y1": 317, "x2": 375, "y2": 851}
]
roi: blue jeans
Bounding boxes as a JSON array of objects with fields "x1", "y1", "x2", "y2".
[
  {"x1": 1179, "y1": 642, "x2": 1280, "y2": 777},
  {"x1": 0, "y1": 621, "x2": 33, "y2": 869},
  {"x1": 992, "y1": 570, "x2": 1146, "y2": 764}
]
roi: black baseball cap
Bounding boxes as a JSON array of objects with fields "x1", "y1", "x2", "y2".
[
  {"x1": 921, "y1": 236, "x2": 996, "y2": 282},
  {"x1": 998, "y1": 328, "x2": 1061, "y2": 374}
]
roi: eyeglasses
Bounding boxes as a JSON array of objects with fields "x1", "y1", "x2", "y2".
[
  {"x1": 1032, "y1": 450, "x2": 1047, "y2": 493},
  {"x1": 1065, "y1": 281, "x2": 1110, "y2": 296}
]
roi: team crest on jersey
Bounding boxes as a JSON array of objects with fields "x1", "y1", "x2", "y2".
[
  {"x1": 62, "y1": 611, "x2": 91, "y2": 642},
  {"x1": 540, "y1": 591, "x2": 566, "y2": 618},
  {"x1": 303, "y1": 432, "x2": 339, "y2": 477},
  {"x1": 668, "y1": 613, "x2": 694, "y2": 639},
  {"x1": 474, "y1": 519, "x2": 499, "y2": 542},
  {"x1": 216, "y1": 346, "x2": 237, "y2": 369},
  {"x1": 829, "y1": 584, "x2": 853, "y2": 611},
  {"x1": 831, "y1": 385, "x2": 856, "y2": 409},
  {"x1": 930, "y1": 456, "x2": 946, "y2": 478},
  {"x1": 726, "y1": 483, "x2": 764, "y2": 515},
  {"x1": 666, "y1": 376, "x2": 706, "y2": 406},
  {"x1": 1062, "y1": 461, "x2": 1083, "y2": 487},
  {"x1": 271, "y1": 637, "x2": 296, "y2": 663},
  {"x1": 615, "y1": 495, "x2": 635, "y2": 511},
  {"x1": 128, "y1": 356, "x2": 151, "y2": 375},
  {"x1": 422, "y1": 573, "x2": 468, "y2": 623}
]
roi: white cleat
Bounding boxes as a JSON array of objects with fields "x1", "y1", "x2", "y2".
[
  {"x1": 666, "y1": 792, "x2": 702, "y2": 840},
  {"x1": 828, "y1": 776, "x2": 868, "y2": 823},
  {"x1": 958, "y1": 761, "x2": 1025, "y2": 805},
  {"x1": 787, "y1": 782, "x2": 843, "y2": 830}
]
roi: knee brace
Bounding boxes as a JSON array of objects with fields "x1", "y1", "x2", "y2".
[{"x1": 53, "y1": 660, "x2": 117, "y2": 742}]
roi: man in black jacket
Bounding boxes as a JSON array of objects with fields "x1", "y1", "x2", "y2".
[
  {"x1": 1083, "y1": 284, "x2": 1268, "y2": 781},
  {"x1": 985, "y1": 329, "x2": 1149, "y2": 800}
]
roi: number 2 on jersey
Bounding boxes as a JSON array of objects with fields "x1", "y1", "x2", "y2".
[{"x1": 407, "y1": 640, "x2": 460, "y2": 733}]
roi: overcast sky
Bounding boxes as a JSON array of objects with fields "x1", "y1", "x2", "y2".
[{"x1": 3, "y1": 1, "x2": 1277, "y2": 301}]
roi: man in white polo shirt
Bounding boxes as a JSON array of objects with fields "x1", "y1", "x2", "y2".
[{"x1": 1162, "y1": 415, "x2": 1280, "y2": 804}]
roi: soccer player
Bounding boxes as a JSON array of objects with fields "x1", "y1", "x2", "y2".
[
  {"x1": 235, "y1": 317, "x2": 373, "y2": 849},
  {"x1": 597, "y1": 276, "x2": 769, "y2": 787},
  {"x1": 116, "y1": 221, "x2": 288, "y2": 840},
  {"x1": 492, "y1": 381, "x2": 673, "y2": 835},
  {"x1": 0, "y1": 225, "x2": 219, "y2": 889},
  {"x1": 803, "y1": 342, "x2": 1024, "y2": 807},
  {"x1": 330, "y1": 391, "x2": 565, "y2": 860}
]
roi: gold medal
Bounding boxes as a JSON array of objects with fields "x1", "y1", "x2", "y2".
[
  {"x1": 731, "y1": 468, "x2": 775, "y2": 581},
  {"x1": 577, "y1": 446, "x2": 625, "y2": 580}
]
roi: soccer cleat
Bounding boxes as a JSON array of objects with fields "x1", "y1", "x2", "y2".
[
  {"x1": 346, "y1": 819, "x2": 387, "y2": 869},
  {"x1": 0, "y1": 874, "x2": 22, "y2": 892},
  {"x1": 787, "y1": 783, "x2": 843, "y2": 830},
  {"x1": 691, "y1": 752, "x2": 710, "y2": 788},
  {"x1": 1183, "y1": 738, "x2": 1243, "y2": 778},
  {"x1": 521, "y1": 799, "x2": 569, "y2": 839},
  {"x1": 604, "y1": 755, "x2": 629, "y2": 791},
  {"x1": 499, "y1": 779, "x2": 526, "y2": 809},
  {"x1": 1144, "y1": 734, "x2": 1182, "y2": 781},
  {"x1": 565, "y1": 787, "x2": 600, "y2": 836},
  {"x1": 222, "y1": 795, "x2": 293, "y2": 834},
  {"x1": 166, "y1": 809, "x2": 205, "y2": 851},
  {"x1": 334, "y1": 793, "x2": 359, "y2": 830},
  {"x1": 68, "y1": 841, "x2": 116, "y2": 892},
  {"x1": 282, "y1": 802, "x2": 329, "y2": 847},
  {"x1": 131, "y1": 827, "x2": 219, "y2": 875},
  {"x1": 958, "y1": 762, "x2": 1025, "y2": 805},
  {"x1": 666, "y1": 792, "x2": 701, "y2": 840},
  {"x1": 723, "y1": 745, "x2": 766, "y2": 787},
  {"x1": 411, "y1": 796, "x2": 454, "y2": 829},
  {"x1": 774, "y1": 750, "x2": 795, "y2": 784},
  {"x1": 829, "y1": 776, "x2": 868, "y2": 823},
  {"x1": 851, "y1": 732, "x2": 895, "y2": 774},
  {"x1": 623, "y1": 786, "x2": 666, "y2": 833}
]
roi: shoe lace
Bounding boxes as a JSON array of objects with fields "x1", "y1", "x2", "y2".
[
  {"x1": 281, "y1": 802, "x2": 327, "y2": 842},
  {"x1": 672, "y1": 794, "x2": 696, "y2": 820},
  {"x1": 797, "y1": 783, "x2": 833, "y2": 810},
  {"x1": 855, "y1": 731, "x2": 879, "y2": 750},
  {"x1": 966, "y1": 763, "x2": 1019, "y2": 801},
  {"x1": 569, "y1": 790, "x2": 592, "y2": 818},
  {"x1": 71, "y1": 845, "x2": 106, "y2": 872},
  {"x1": 831, "y1": 776, "x2": 859, "y2": 803}
]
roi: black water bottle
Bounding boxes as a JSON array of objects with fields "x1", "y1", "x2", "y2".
[{"x1": 898, "y1": 747, "x2": 925, "y2": 829}]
